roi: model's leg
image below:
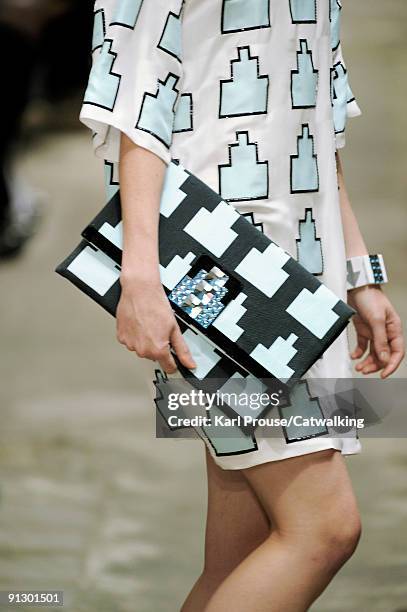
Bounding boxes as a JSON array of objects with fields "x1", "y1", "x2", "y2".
[
  {"x1": 205, "y1": 449, "x2": 361, "y2": 612},
  {"x1": 181, "y1": 448, "x2": 270, "y2": 612}
]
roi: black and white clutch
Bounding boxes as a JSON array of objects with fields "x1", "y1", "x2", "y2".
[{"x1": 55, "y1": 161, "x2": 354, "y2": 387}]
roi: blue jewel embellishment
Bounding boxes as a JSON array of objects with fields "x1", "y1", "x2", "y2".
[{"x1": 169, "y1": 266, "x2": 229, "y2": 328}]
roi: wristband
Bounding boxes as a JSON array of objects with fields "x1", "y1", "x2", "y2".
[{"x1": 346, "y1": 254, "x2": 388, "y2": 290}]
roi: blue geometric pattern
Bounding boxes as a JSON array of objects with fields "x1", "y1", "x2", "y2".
[
  {"x1": 250, "y1": 333, "x2": 298, "y2": 380},
  {"x1": 160, "y1": 252, "x2": 195, "y2": 291},
  {"x1": 136, "y1": 73, "x2": 180, "y2": 148},
  {"x1": 235, "y1": 243, "x2": 290, "y2": 298},
  {"x1": 286, "y1": 285, "x2": 340, "y2": 339},
  {"x1": 291, "y1": 40, "x2": 318, "y2": 109},
  {"x1": 222, "y1": 0, "x2": 271, "y2": 33},
  {"x1": 158, "y1": 9, "x2": 183, "y2": 62},
  {"x1": 66, "y1": 246, "x2": 120, "y2": 297},
  {"x1": 184, "y1": 201, "x2": 240, "y2": 257},
  {"x1": 220, "y1": 47, "x2": 269, "y2": 117},
  {"x1": 331, "y1": 62, "x2": 355, "y2": 134},
  {"x1": 110, "y1": 0, "x2": 143, "y2": 29},
  {"x1": 92, "y1": 9, "x2": 105, "y2": 52},
  {"x1": 83, "y1": 39, "x2": 121, "y2": 111},
  {"x1": 181, "y1": 328, "x2": 222, "y2": 380},
  {"x1": 280, "y1": 381, "x2": 328, "y2": 442},
  {"x1": 219, "y1": 132, "x2": 269, "y2": 201},
  {"x1": 160, "y1": 162, "x2": 189, "y2": 217},
  {"x1": 290, "y1": 124, "x2": 319, "y2": 193},
  {"x1": 330, "y1": 0, "x2": 342, "y2": 51},
  {"x1": 202, "y1": 404, "x2": 258, "y2": 456},
  {"x1": 216, "y1": 373, "x2": 268, "y2": 420},
  {"x1": 212, "y1": 293, "x2": 247, "y2": 341},
  {"x1": 296, "y1": 208, "x2": 323, "y2": 275},
  {"x1": 173, "y1": 94, "x2": 193, "y2": 133},
  {"x1": 289, "y1": 0, "x2": 317, "y2": 23}
]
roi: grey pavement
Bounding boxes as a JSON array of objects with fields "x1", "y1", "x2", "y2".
[{"x1": 1, "y1": 2, "x2": 406, "y2": 611}]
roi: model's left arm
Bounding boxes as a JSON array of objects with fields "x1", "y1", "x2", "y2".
[{"x1": 337, "y1": 153, "x2": 404, "y2": 377}]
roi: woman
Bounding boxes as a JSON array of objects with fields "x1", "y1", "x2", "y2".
[{"x1": 80, "y1": 1, "x2": 404, "y2": 610}]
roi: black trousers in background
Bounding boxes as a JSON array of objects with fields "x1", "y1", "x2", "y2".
[
  {"x1": 0, "y1": 24, "x2": 35, "y2": 230},
  {"x1": 0, "y1": 2, "x2": 93, "y2": 232}
]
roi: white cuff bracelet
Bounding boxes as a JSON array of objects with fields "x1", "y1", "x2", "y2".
[{"x1": 346, "y1": 254, "x2": 388, "y2": 290}]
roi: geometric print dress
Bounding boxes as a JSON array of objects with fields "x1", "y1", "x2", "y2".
[{"x1": 80, "y1": 0, "x2": 362, "y2": 469}]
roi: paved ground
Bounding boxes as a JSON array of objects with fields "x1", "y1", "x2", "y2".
[{"x1": 0, "y1": 2, "x2": 406, "y2": 611}]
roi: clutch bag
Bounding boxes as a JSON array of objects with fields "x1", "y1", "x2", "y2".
[{"x1": 55, "y1": 161, "x2": 354, "y2": 388}]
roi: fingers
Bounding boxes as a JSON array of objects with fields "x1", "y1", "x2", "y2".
[
  {"x1": 118, "y1": 323, "x2": 197, "y2": 374},
  {"x1": 381, "y1": 355, "x2": 403, "y2": 378},
  {"x1": 157, "y1": 347, "x2": 178, "y2": 375},
  {"x1": 381, "y1": 336, "x2": 405, "y2": 379},
  {"x1": 351, "y1": 345, "x2": 365, "y2": 360},
  {"x1": 136, "y1": 341, "x2": 178, "y2": 374},
  {"x1": 381, "y1": 312, "x2": 405, "y2": 378},
  {"x1": 354, "y1": 308, "x2": 405, "y2": 377},
  {"x1": 355, "y1": 352, "x2": 380, "y2": 374},
  {"x1": 351, "y1": 334, "x2": 368, "y2": 360},
  {"x1": 170, "y1": 325, "x2": 197, "y2": 370},
  {"x1": 138, "y1": 343, "x2": 178, "y2": 374},
  {"x1": 355, "y1": 352, "x2": 372, "y2": 372},
  {"x1": 117, "y1": 328, "x2": 178, "y2": 374},
  {"x1": 370, "y1": 314, "x2": 391, "y2": 367},
  {"x1": 360, "y1": 360, "x2": 381, "y2": 375}
]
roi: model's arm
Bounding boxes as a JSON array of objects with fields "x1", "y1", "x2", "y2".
[
  {"x1": 337, "y1": 152, "x2": 404, "y2": 377},
  {"x1": 116, "y1": 133, "x2": 196, "y2": 373}
]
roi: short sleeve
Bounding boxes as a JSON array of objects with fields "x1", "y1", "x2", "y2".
[
  {"x1": 80, "y1": 0, "x2": 184, "y2": 165},
  {"x1": 330, "y1": 1, "x2": 361, "y2": 149}
]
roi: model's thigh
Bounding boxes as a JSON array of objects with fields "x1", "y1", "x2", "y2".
[
  {"x1": 204, "y1": 448, "x2": 270, "y2": 575},
  {"x1": 242, "y1": 449, "x2": 360, "y2": 537}
]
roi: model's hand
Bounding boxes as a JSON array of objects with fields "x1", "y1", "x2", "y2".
[
  {"x1": 347, "y1": 286, "x2": 404, "y2": 378},
  {"x1": 116, "y1": 277, "x2": 196, "y2": 374}
]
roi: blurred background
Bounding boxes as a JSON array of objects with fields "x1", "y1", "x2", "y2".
[{"x1": 0, "y1": 1, "x2": 406, "y2": 611}]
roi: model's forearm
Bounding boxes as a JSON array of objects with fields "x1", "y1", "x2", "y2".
[
  {"x1": 336, "y1": 152, "x2": 368, "y2": 258},
  {"x1": 119, "y1": 133, "x2": 166, "y2": 285}
]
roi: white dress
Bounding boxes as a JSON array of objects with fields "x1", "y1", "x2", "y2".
[{"x1": 80, "y1": 0, "x2": 362, "y2": 469}]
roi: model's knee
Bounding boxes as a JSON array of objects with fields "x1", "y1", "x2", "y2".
[
  {"x1": 275, "y1": 507, "x2": 361, "y2": 571},
  {"x1": 316, "y1": 514, "x2": 361, "y2": 569},
  {"x1": 306, "y1": 509, "x2": 362, "y2": 570}
]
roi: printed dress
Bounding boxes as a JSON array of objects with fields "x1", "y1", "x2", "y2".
[{"x1": 80, "y1": 0, "x2": 362, "y2": 469}]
